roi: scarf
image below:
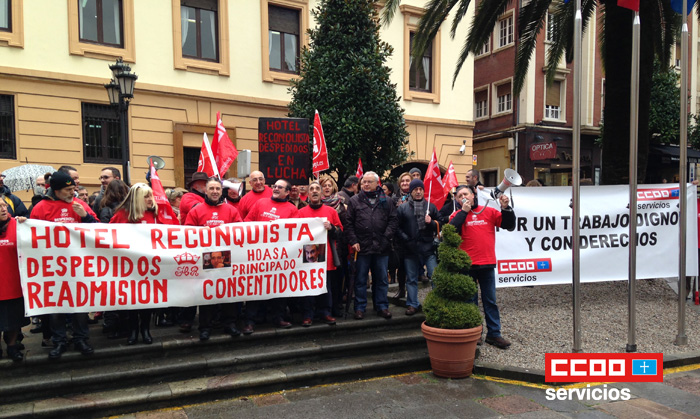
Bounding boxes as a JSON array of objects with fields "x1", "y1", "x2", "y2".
[
  {"x1": 360, "y1": 187, "x2": 388, "y2": 208},
  {"x1": 411, "y1": 197, "x2": 427, "y2": 231},
  {"x1": 322, "y1": 193, "x2": 342, "y2": 210}
]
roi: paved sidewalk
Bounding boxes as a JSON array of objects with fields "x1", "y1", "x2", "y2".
[{"x1": 112, "y1": 365, "x2": 700, "y2": 418}]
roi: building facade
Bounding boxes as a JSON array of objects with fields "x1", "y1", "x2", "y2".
[
  {"x1": 472, "y1": 3, "x2": 604, "y2": 187},
  {"x1": 0, "y1": 0, "x2": 476, "y2": 203}
]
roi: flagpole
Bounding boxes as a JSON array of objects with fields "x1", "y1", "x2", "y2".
[
  {"x1": 676, "y1": 0, "x2": 689, "y2": 346},
  {"x1": 426, "y1": 180, "x2": 433, "y2": 215},
  {"x1": 571, "y1": 0, "x2": 583, "y2": 353},
  {"x1": 626, "y1": 9, "x2": 640, "y2": 353}
]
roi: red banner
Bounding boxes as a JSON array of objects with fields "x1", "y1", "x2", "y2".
[
  {"x1": 312, "y1": 110, "x2": 329, "y2": 175},
  {"x1": 197, "y1": 133, "x2": 220, "y2": 177},
  {"x1": 424, "y1": 148, "x2": 446, "y2": 209},
  {"x1": 442, "y1": 160, "x2": 459, "y2": 195},
  {"x1": 212, "y1": 112, "x2": 238, "y2": 176}
]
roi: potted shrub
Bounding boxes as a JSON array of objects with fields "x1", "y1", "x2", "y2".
[{"x1": 421, "y1": 223, "x2": 482, "y2": 378}]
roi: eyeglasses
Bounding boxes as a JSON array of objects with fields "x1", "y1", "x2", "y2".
[{"x1": 99, "y1": 176, "x2": 112, "y2": 180}]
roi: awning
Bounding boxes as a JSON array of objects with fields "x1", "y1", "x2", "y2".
[{"x1": 649, "y1": 144, "x2": 700, "y2": 164}]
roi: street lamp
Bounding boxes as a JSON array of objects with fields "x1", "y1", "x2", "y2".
[{"x1": 104, "y1": 57, "x2": 137, "y2": 185}]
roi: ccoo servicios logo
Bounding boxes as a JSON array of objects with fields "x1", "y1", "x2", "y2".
[{"x1": 545, "y1": 353, "x2": 663, "y2": 383}]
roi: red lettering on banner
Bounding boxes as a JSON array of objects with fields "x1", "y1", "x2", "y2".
[
  {"x1": 75, "y1": 227, "x2": 90, "y2": 247},
  {"x1": 151, "y1": 256, "x2": 161, "y2": 276},
  {"x1": 153, "y1": 280, "x2": 167, "y2": 303},
  {"x1": 77, "y1": 282, "x2": 88, "y2": 306},
  {"x1": 42, "y1": 256, "x2": 54, "y2": 277},
  {"x1": 185, "y1": 228, "x2": 198, "y2": 247},
  {"x1": 54, "y1": 226, "x2": 70, "y2": 248},
  {"x1": 299, "y1": 270, "x2": 308, "y2": 291},
  {"x1": 118, "y1": 281, "x2": 127, "y2": 305},
  {"x1": 94, "y1": 229, "x2": 109, "y2": 248},
  {"x1": 27, "y1": 258, "x2": 38, "y2": 277},
  {"x1": 168, "y1": 228, "x2": 182, "y2": 249},
  {"x1": 43, "y1": 281, "x2": 56, "y2": 308},
  {"x1": 31, "y1": 226, "x2": 50, "y2": 248},
  {"x1": 84, "y1": 256, "x2": 95, "y2": 277},
  {"x1": 112, "y1": 229, "x2": 129, "y2": 248},
  {"x1": 27, "y1": 282, "x2": 41, "y2": 308},
  {"x1": 151, "y1": 229, "x2": 165, "y2": 249},
  {"x1": 56, "y1": 256, "x2": 67, "y2": 276},
  {"x1": 92, "y1": 281, "x2": 108, "y2": 306},
  {"x1": 138, "y1": 280, "x2": 150, "y2": 304},
  {"x1": 297, "y1": 223, "x2": 313, "y2": 241},
  {"x1": 57, "y1": 282, "x2": 73, "y2": 307},
  {"x1": 203, "y1": 279, "x2": 213, "y2": 300}
]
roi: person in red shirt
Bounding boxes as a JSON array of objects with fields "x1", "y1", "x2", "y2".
[
  {"x1": 223, "y1": 177, "x2": 243, "y2": 211},
  {"x1": 31, "y1": 171, "x2": 98, "y2": 360},
  {"x1": 237, "y1": 171, "x2": 272, "y2": 219},
  {"x1": 111, "y1": 183, "x2": 179, "y2": 345},
  {"x1": 297, "y1": 181, "x2": 342, "y2": 326},
  {"x1": 0, "y1": 201, "x2": 28, "y2": 362},
  {"x1": 179, "y1": 172, "x2": 208, "y2": 228},
  {"x1": 184, "y1": 177, "x2": 243, "y2": 340},
  {"x1": 242, "y1": 179, "x2": 299, "y2": 334},
  {"x1": 449, "y1": 185, "x2": 516, "y2": 349},
  {"x1": 298, "y1": 184, "x2": 309, "y2": 202}
]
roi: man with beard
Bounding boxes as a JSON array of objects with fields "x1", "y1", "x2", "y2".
[
  {"x1": 179, "y1": 172, "x2": 208, "y2": 226},
  {"x1": 0, "y1": 172, "x2": 28, "y2": 217},
  {"x1": 297, "y1": 181, "x2": 342, "y2": 327},
  {"x1": 92, "y1": 166, "x2": 121, "y2": 213},
  {"x1": 31, "y1": 171, "x2": 98, "y2": 360},
  {"x1": 395, "y1": 179, "x2": 439, "y2": 315},
  {"x1": 345, "y1": 171, "x2": 397, "y2": 320},
  {"x1": 243, "y1": 179, "x2": 298, "y2": 334},
  {"x1": 238, "y1": 171, "x2": 272, "y2": 219},
  {"x1": 185, "y1": 177, "x2": 243, "y2": 340}
]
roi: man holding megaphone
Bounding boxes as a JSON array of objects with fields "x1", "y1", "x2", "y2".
[{"x1": 449, "y1": 185, "x2": 516, "y2": 349}]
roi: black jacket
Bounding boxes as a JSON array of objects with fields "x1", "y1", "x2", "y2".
[
  {"x1": 345, "y1": 188, "x2": 397, "y2": 255},
  {"x1": 0, "y1": 185, "x2": 28, "y2": 217},
  {"x1": 395, "y1": 199, "x2": 439, "y2": 257}
]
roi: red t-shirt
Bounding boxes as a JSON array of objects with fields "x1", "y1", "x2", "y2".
[
  {"x1": 245, "y1": 198, "x2": 298, "y2": 222},
  {"x1": 238, "y1": 186, "x2": 273, "y2": 219},
  {"x1": 31, "y1": 198, "x2": 97, "y2": 223},
  {"x1": 298, "y1": 204, "x2": 343, "y2": 271},
  {"x1": 226, "y1": 199, "x2": 240, "y2": 211},
  {"x1": 452, "y1": 206, "x2": 503, "y2": 266},
  {"x1": 0, "y1": 217, "x2": 21, "y2": 301},
  {"x1": 184, "y1": 202, "x2": 242, "y2": 226},
  {"x1": 109, "y1": 209, "x2": 159, "y2": 224},
  {"x1": 179, "y1": 192, "x2": 205, "y2": 226}
]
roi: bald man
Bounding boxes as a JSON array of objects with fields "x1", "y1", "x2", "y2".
[{"x1": 237, "y1": 171, "x2": 272, "y2": 219}]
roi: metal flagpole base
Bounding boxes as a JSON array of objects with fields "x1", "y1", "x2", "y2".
[
  {"x1": 675, "y1": 334, "x2": 688, "y2": 346},
  {"x1": 625, "y1": 344, "x2": 637, "y2": 353},
  {"x1": 571, "y1": 348, "x2": 583, "y2": 353}
]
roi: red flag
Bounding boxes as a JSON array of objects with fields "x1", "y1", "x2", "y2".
[
  {"x1": 355, "y1": 158, "x2": 363, "y2": 178},
  {"x1": 196, "y1": 133, "x2": 220, "y2": 178},
  {"x1": 618, "y1": 0, "x2": 639, "y2": 11},
  {"x1": 424, "y1": 148, "x2": 446, "y2": 209},
  {"x1": 442, "y1": 161, "x2": 459, "y2": 195},
  {"x1": 212, "y1": 112, "x2": 238, "y2": 176},
  {"x1": 149, "y1": 160, "x2": 179, "y2": 225},
  {"x1": 312, "y1": 110, "x2": 330, "y2": 175}
]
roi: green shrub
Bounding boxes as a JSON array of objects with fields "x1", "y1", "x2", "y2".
[{"x1": 423, "y1": 223, "x2": 482, "y2": 329}]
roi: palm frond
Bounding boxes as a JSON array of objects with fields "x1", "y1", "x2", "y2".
[
  {"x1": 412, "y1": 0, "x2": 461, "y2": 65},
  {"x1": 381, "y1": 0, "x2": 403, "y2": 26},
  {"x1": 513, "y1": 0, "x2": 551, "y2": 96}
]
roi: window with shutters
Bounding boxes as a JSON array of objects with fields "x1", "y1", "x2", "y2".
[
  {"x1": 261, "y1": 0, "x2": 308, "y2": 84},
  {"x1": 476, "y1": 38, "x2": 490, "y2": 57},
  {"x1": 82, "y1": 103, "x2": 122, "y2": 164},
  {"x1": 545, "y1": 81, "x2": 562, "y2": 119},
  {"x1": 474, "y1": 88, "x2": 488, "y2": 119},
  {"x1": 172, "y1": 0, "x2": 229, "y2": 76},
  {"x1": 0, "y1": 95, "x2": 15, "y2": 159},
  {"x1": 494, "y1": 81, "x2": 512, "y2": 115}
]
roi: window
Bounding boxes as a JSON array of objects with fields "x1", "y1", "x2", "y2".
[
  {"x1": 477, "y1": 38, "x2": 490, "y2": 56},
  {"x1": 82, "y1": 103, "x2": 122, "y2": 164},
  {"x1": 545, "y1": 80, "x2": 562, "y2": 119},
  {"x1": 409, "y1": 32, "x2": 432, "y2": 92},
  {"x1": 261, "y1": 0, "x2": 308, "y2": 84},
  {"x1": 546, "y1": 12, "x2": 556, "y2": 43},
  {"x1": 0, "y1": 0, "x2": 22, "y2": 47},
  {"x1": 268, "y1": 5, "x2": 300, "y2": 73},
  {"x1": 172, "y1": 0, "x2": 229, "y2": 75},
  {"x1": 183, "y1": 147, "x2": 200, "y2": 186},
  {"x1": 79, "y1": 0, "x2": 123, "y2": 47},
  {"x1": 474, "y1": 89, "x2": 488, "y2": 119},
  {"x1": 498, "y1": 14, "x2": 513, "y2": 48},
  {"x1": 401, "y1": 5, "x2": 441, "y2": 103},
  {"x1": 68, "y1": 0, "x2": 134, "y2": 61},
  {"x1": 181, "y1": 0, "x2": 218, "y2": 62},
  {"x1": 0, "y1": 95, "x2": 15, "y2": 159},
  {"x1": 494, "y1": 82, "x2": 512, "y2": 114}
]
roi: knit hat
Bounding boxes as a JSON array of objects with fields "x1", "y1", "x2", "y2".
[
  {"x1": 409, "y1": 179, "x2": 424, "y2": 194},
  {"x1": 409, "y1": 167, "x2": 422, "y2": 177},
  {"x1": 49, "y1": 171, "x2": 75, "y2": 191}
]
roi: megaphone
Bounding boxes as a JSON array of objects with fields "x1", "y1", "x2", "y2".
[
  {"x1": 222, "y1": 180, "x2": 243, "y2": 196},
  {"x1": 491, "y1": 168, "x2": 522, "y2": 200},
  {"x1": 147, "y1": 155, "x2": 166, "y2": 170}
]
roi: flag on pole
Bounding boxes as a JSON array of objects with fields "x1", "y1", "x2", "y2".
[
  {"x1": 211, "y1": 112, "x2": 238, "y2": 176},
  {"x1": 671, "y1": 0, "x2": 696, "y2": 14},
  {"x1": 197, "y1": 133, "x2": 220, "y2": 178},
  {"x1": 355, "y1": 158, "x2": 363, "y2": 178},
  {"x1": 617, "y1": 0, "x2": 639, "y2": 11},
  {"x1": 442, "y1": 161, "x2": 459, "y2": 195},
  {"x1": 424, "y1": 148, "x2": 446, "y2": 210},
  {"x1": 149, "y1": 160, "x2": 178, "y2": 224},
  {"x1": 312, "y1": 110, "x2": 329, "y2": 175}
]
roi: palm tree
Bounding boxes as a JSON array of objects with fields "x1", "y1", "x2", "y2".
[{"x1": 383, "y1": 0, "x2": 680, "y2": 184}]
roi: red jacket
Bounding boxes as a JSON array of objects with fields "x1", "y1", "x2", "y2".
[
  {"x1": 179, "y1": 192, "x2": 205, "y2": 225},
  {"x1": 31, "y1": 197, "x2": 97, "y2": 223},
  {"x1": 238, "y1": 186, "x2": 272, "y2": 219},
  {"x1": 0, "y1": 217, "x2": 21, "y2": 300},
  {"x1": 298, "y1": 204, "x2": 343, "y2": 271},
  {"x1": 184, "y1": 202, "x2": 242, "y2": 226},
  {"x1": 245, "y1": 198, "x2": 298, "y2": 222}
]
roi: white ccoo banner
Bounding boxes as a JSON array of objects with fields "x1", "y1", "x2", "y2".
[
  {"x1": 489, "y1": 184, "x2": 698, "y2": 287},
  {"x1": 18, "y1": 219, "x2": 328, "y2": 315}
]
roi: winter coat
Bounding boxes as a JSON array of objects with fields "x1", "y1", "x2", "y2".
[{"x1": 345, "y1": 189, "x2": 397, "y2": 255}]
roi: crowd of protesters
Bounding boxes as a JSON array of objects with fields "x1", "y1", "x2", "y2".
[{"x1": 0, "y1": 164, "x2": 517, "y2": 362}]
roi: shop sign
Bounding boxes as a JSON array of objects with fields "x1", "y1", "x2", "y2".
[{"x1": 530, "y1": 142, "x2": 557, "y2": 160}]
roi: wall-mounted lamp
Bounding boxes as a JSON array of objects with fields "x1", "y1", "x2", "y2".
[
  {"x1": 553, "y1": 136, "x2": 563, "y2": 141},
  {"x1": 535, "y1": 134, "x2": 545, "y2": 141},
  {"x1": 459, "y1": 139, "x2": 466, "y2": 154}
]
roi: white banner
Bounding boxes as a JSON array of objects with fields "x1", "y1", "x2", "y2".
[
  {"x1": 489, "y1": 184, "x2": 698, "y2": 287},
  {"x1": 18, "y1": 219, "x2": 328, "y2": 315}
]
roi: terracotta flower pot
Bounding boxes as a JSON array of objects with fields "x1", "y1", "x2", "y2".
[{"x1": 421, "y1": 322, "x2": 482, "y2": 379}]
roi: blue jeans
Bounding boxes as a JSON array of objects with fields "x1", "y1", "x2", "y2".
[
  {"x1": 404, "y1": 253, "x2": 437, "y2": 309},
  {"x1": 354, "y1": 254, "x2": 389, "y2": 312},
  {"x1": 51, "y1": 313, "x2": 89, "y2": 345},
  {"x1": 467, "y1": 267, "x2": 501, "y2": 338}
]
